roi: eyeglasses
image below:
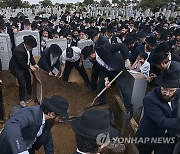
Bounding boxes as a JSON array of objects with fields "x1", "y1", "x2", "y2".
[{"x1": 161, "y1": 87, "x2": 178, "y2": 95}]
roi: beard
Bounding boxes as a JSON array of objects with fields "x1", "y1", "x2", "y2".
[
  {"x1": 161, "y1": 91, "x2": 177, "y2": 102},
  {"x1": 45, "y1": 120, "x2": 55, "y2": 129}
]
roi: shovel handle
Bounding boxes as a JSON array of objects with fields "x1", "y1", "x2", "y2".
[{"x1": 91, "y1": 70, "x2": 124, "y2": 106}]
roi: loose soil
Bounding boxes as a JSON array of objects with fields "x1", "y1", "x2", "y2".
[{"x1": 0, "y1": 69, "x2": 136, "y2": 154}]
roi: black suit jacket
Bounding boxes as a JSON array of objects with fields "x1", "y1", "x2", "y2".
[
  {"x1": 136, "y1": 87, "x2": 180, "y2": 139},
  {"x1": 96, "y1": 43, "x2": 129, "y2": 71},
  {"x1": 95, "y1": 35, "x2": 109, "y2": 48},
  {"x1": 95, "y1": 43, "x2": 129, "y2": 78},
  {"x1": 110, "y1": 35, "x2": 118, "y2": 44},
  {"x1": 130, "y1": 44, "x2": 145, "y2": 63},
  {"x1": 38, "y1": 47, "x2": 61, "y2": 73},
  {"x1": 55, "y1": 25, "x2": 70, "y2": 37},
  {"x1": 9, "y1": 43, "x2": 36, "y2": 76},
  {"x1": 0, "y1": 106, "x2": 54, "y2": 154}
]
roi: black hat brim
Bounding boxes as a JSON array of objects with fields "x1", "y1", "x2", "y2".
[
  {"x1": 43, "y1": 99, "x2": 69, "y2": 118},
  {"x1": 81, "y1": 45, "x2": 94, "y2": 60},
  {"x1": 23, "y1": 36, "x2": 37, "y2": 48},
  {"x1": 155, "y1": 77, "x2": 180, "y2": 88},
  {"x1": 71, "y1": 118, "x2": 118, "y2": 139}
]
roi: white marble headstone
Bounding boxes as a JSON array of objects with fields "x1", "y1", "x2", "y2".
[
  {"x1": 46, "y1": 38, "x2": 67, "y2": 52},
  {"x1": 0, "y1": 34, "x2": 12, "y2": 70},
  {"x1": 171, "y1": 12, "x2": 177, "y2": 18},
  {"x1": 14, "y1": 30, "x2": 40, "y2": 56},
  {"x1": 165, "y1": 10, "x2": 171, "y2": 20},
  {"x1": 77, "y1": 39, "x2": 94, "y2": 68},
  {"x1": 77, "y1": 39, "x2": 94, "y2": 50},
  {"x1": 155, "y1": 12, "x2": 160, "y2": 18}
]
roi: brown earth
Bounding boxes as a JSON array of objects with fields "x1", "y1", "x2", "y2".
[{"x1": 0, "y1": 69, "x2": 137, "y2": 154}]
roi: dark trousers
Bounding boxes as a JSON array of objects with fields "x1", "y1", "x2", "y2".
[
  {"x1": 63, "y1": 59, "x2": 90, "y2": 86},
  {"x1": 90, "y1": 64, "x2": 99, "y2": 90},
  {"x1": 138, "y1": 142, "x2": 176, "y2": 154},
  {"x1": 11, "y1": 69, "x2": 32, "y2": 101},
  {"x1": 98, "y1": 71, "x2": 133, "y2": 112}
]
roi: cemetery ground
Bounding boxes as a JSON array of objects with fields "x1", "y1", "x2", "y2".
[{"x1": 0, "y1": 69, "x2": 138, "y2": 154}]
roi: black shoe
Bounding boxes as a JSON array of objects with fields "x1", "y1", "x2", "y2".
[{"x1": 125, "y1": 111, "x2": 133, "y2": 120}]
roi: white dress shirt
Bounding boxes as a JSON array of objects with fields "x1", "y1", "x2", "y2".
[
  {"x1": 96, "y1": 52, "x2": 115, "y2": 71},
  {"x1": 24, "y1": 44, "x2": 30, "y2": 65},
  {"x1": 62, "y1": 46, "x2": 81, "y2": 64},
  {"x1": 168, "y1": 102, "x2": 172, "y2": 111}
]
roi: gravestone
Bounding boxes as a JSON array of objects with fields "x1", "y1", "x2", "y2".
[
  {"x1": 165, "y1": 10, "x2": 171, "y2": 20},
  {"x1": 0, "y1": 34, "x2": 12, "y2": 70},
  {"x1": 0, "y1": 80, "x2": 4, "y2": 121},
  {"x1": 125, "y1": 71, "x2": 147, "y2": 116},
  {"x1": 162, "y1": 8, "x2": 167, "y2": 15},
  {"x1": 77, "y1": 39, "x2": 94, "y2": 68},
  {"x1": 115, "y1": 11, "x2": 118, "y2": 17},
  {"x1": 171, "y1": 12, "x2": 177, "y2": 18},
  {"x1": 14, "y1": 30, "x2": 40, "y2": 56},
  {"x1": 155, "y1": 12, "x2": 160, "y2": 18},
  {"x1": 144, "y1": 9, "x2": 150, "y2": 18},
  {"x1": 135, "y1": 10, "x2": 140, "y2": 20},
  {"x1": 77, "y1": 39, "x2": 94, "y2": 50},
  {"x1": 106, "y1": 10, "x2": 109, "y2": 17},
  {"x1": 46, "y1": 38, "x2": 67, "y2": 52}
]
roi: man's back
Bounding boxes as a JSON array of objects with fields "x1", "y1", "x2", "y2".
[{"x1": 0, "y1": 106, "x2": 43, "y2": 154}]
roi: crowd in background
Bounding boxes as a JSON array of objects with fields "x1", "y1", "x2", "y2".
[{"x1": 0, "y1": 11, "x2": 180, "y2": 154}]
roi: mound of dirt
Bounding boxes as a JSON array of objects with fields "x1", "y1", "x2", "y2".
[{"x1": 0, "y1": 69, "x2": 134, "y2": 154}]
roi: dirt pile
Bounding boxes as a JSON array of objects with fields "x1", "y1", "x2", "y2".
[{"x1": 0, "y1": 70, "x2": 131, "y2": 154}]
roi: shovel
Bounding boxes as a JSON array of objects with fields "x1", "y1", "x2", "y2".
[{"x1": 85, "y1": 69, "x2": 124, "y2": 109}]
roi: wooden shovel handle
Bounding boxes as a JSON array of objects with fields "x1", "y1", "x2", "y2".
[{"x1": 91, "y1": 69, "x2": 124, "y2": 106}]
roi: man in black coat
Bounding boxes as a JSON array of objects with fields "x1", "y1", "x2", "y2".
[
  {"x1": 81, "y1": 43, "x2": 133, "y2": 119},
  {"x1": 0, "y1": 95, "x2": 69, "y2": 154},
  {"x1": 38, "y1": 44, "x2": 62, "y2": 77},
  {"x1": 9, "y1": 35, "x2": 39, "y2": 107},
  {"x1": 88, "y1": 29, "x2": 109, "y2": 92},
  {"x1": 55, "y1": 19, "x2": 70, "y2": 38},
  {"x1": 130, "y1": 36, "x2": 157, "y2": 64},
  {"x1": 136, "y1": 69, "x2": 180, "y2": 154},
  {"x1": 148, "y1": 51, "x2": 180, "y2": 82}
]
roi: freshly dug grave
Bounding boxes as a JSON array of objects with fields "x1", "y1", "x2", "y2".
[{"x1": 0, "y1": 70, "x2": 137, "y2": 154}]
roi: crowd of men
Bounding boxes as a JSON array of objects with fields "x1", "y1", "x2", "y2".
[{"x1": 0, "y1": 11, "x2": 180, "y2": 153}]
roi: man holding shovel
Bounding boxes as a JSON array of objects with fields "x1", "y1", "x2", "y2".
[{"x1": 81, "y1": 43, "x2": 133, "y2": 120}]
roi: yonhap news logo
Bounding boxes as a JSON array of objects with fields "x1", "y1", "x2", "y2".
[
  {"x1": 96, "y1": 133, "x2": 176, "y2": 151},
  {"x1": 111, "y1": 136, "x2": 176, "y2": 144}
]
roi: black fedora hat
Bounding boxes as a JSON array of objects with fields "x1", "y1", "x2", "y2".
[
  {"x1": 49, "y1": 44, "x2": 62, "y2": 57},
  {"x1": 71, "y1": 109, "x2": 118, "y2": 139},
  {"x1": 155, "y1": 69, "x2": 180, "y2": 88},
  {"x1": 23, "y1": 35, "x2": 37, "y2": 48},
  {"x1": 152, "y1": 52, "x2": 169, "y2": 65},
  {"x1": 81, "y1": 45, "x2": 94, "y2": 60},
  {"x1": 106, "y1": 25, "x2": 115, "y2": 33},
  {"x1": 42, "y1": 95, "x2": 69, "y2": 118}
]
